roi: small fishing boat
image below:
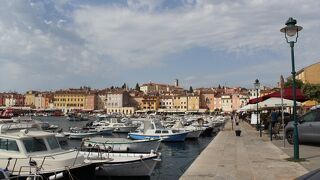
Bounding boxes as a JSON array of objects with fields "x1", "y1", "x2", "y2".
[
  {"x1": 128, "y1": 120, "x2": 188, "y2": 142},
  {"x1": 80, "y1": 150, "x2": 161, "y2": 177},
  {"x1": 82, "y1": 137, "x2": 161, "y2": 153}
]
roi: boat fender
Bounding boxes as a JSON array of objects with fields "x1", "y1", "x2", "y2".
[
  {"x1": 107, "y1": 146, "x2": 113, "y2": 152},
  {"x1": 29, "y1": 159, "x2": 37, "y2": 167},
  {"x1": 48, "y1": 172, "x2": 64, "y2": 180}
]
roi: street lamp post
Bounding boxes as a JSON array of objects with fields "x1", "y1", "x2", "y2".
[
  {"x1": 254, "y1": 79, "x2": 261, "y2": 137},
  {"x1": 280, "y1": 17, "x2": 302, "y2": 160}
]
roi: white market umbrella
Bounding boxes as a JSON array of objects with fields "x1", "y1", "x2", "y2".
[
  {"x1": 259, "y1": 97, "x2": 301, "y2": 109},
  {"x1": 237, "y1": 104, "x2": 261, "y2": 112}
]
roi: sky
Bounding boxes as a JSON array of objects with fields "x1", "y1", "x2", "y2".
[{"x1": 0, "y1": 0, "x2": 319, "y2": 92}]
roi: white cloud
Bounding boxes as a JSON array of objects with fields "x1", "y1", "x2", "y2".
[
  {"x1": 0, "y1": 0, "x2": 319, "y2": 91},
  {"x1": 72, "y1": 0, "x2": 320, "y2": 67}
]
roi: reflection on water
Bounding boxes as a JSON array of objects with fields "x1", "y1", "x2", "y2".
[{"x1": 38, "y1": 116, "x2": 215, "y2": 180}]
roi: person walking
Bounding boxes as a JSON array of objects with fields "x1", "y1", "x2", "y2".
[{"x1": 271, "y1": 110, "x2": 278, "y2": 128}]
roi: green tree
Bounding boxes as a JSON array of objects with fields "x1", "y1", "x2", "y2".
[
  {"x1": 189, "y1": 86, "x2": 193, "y2": 93},
  {"x1": 302, "y1": 83, "x2": 320, "y2": 102},
  {"x1": 284, "y1": 78, "x2": 304, "y2": 89},
  {"x1": 121, "y1": 83, "x2": 127, "y2": 89},
  {"x1": 135, "y1": 83, "x2": 140, "y2": 91}
]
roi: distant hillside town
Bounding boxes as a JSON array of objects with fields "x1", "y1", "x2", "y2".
[
  {"x1": 0, "y1": 80, "x2": 269, "y2": 115},
  {"x1": 0, "y1": 62, "x2": 319, "y2": 115}
]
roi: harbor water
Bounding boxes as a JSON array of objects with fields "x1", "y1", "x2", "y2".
[{"x1": 37, "y1": 116, "x2": 216, "y2": 180}]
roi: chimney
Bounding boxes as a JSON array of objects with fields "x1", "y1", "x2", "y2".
[{"x1": 175, "y1": 79, "x2": 179, "y2": 87}]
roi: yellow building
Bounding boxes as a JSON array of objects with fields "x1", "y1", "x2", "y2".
[
  {"x1": 173, "y1": 95, "x2": 187, "y2": 112},
  {"x1": 187, "y1": 95, "x2": 200, "y2": 111},
  {"x1": 141, "y1": 95, "x2": 160, "y2": 111},
  {"x1": 54, "y1": 89, "x2": 92, "y2": 113},
  {"x1": 24, "y1": 91, "x2": 39, "y2": 107},
  {"x1": 296, "y1": 62, "x2": 320, "y2": 84}
]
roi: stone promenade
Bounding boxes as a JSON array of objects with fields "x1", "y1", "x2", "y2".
[{"x1": 180, "y1": 120, "x2": 308, "y2": 180}]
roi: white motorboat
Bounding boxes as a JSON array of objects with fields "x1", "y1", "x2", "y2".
[
  {"x1": 0, "y1": 123, "x2": 96, "y2": 179},
  {"x1": 83, "y1": 137, "x2": 161, "y2": 153},
  {"x1": 92, "y1": 118, "x2": 138, "y2": 133},
  {"x1": 171, "y1": 121, "x2": 203, "y2": 139},
  {"x1": 66, "y1": 126, "x2": 113, "y2": 139},
  {"x1": 80, "y1": 150, "x2": 161, "y2": 176}
]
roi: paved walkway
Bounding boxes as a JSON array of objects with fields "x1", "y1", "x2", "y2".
[
  {"x1": 271, "y1": 131, "x2": 320, "y2": 172},
  {"x1": 180, "y1": 120, "x2": 308, "y2": 180}
]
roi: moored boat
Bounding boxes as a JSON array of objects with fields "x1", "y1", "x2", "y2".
[
  {"x1": 128, "y1": 120, "x2": 188, "y2": 142},
  {"x1": 82, "y1": 137, "x2": 161, "y2": 153},
  {"x1": 0, "y1": 123, "x2": 96, "y2": 180},
  {"x1": 66, "y1": 126, "x2": 113, "y2": 139},
  {"x1": 80, "y1": 150, "x2": 161, "y2": 176}
]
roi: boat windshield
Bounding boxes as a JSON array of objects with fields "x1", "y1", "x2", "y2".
[
  {"x1": 0, "y1": 138, "x2": 19, "y2": 152},
  {"x1": 47, "y1": 136, "x2": 60, "y2": 150},
  {"x1": 23, "y1": 138, "x2": 47, "y2": 153},
  {"x1": 154, "y1": 121, "x2": 164, "y2": 129}
]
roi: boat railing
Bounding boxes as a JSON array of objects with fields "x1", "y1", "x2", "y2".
[
  {"x1": 1, "y1": 157, "x2": 43, "y2": 179},
  {"x1": 80, "y1": 141, "x2": 112, "y2": 160},
  {"x1": 1, "y1": 149, "x2": 82, "y2": 174}
]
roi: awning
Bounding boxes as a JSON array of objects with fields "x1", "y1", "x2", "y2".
[{"x1": 249, "y1": 87, "x2": 308, "y2": 104}]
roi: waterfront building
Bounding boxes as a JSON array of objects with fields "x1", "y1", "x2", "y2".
[
  {"x1": 53, "y1": 88, "x2": 95, "y2": 113},
  {"x1": 85, "y1": 94, "x2": 97, "y2": 110},
  {"x1": 24, "y1": 91, "x2": 39, "y2": 108},
  {"x1": 214, "y1": 94, "x2": 222, "y2": 111},
  {"x1": 199, "y1": 90, "x2": 215, "y2": 112},
  {"x1": 173, "y1": 95, "x2": 187, "y2": 112},
  {"x1": 0, "y1": 94, "x2": 5, "y2": 107},
  {"x1": 106, "y1": 90, "x2": 135, "y2": 115},
  {"x1": 129, "y1": 91, "x2": 144, "y2": 110},
  {"x1": 159, "y1": 95, "x2": 174, "y2": 110},
  {"x1": 2, "y1": 93, "x2": 25, "y2": 107},
  {"x1": 187, "y1": 94, "x2": 200, "y2": 112},
  {"x1": 232, "y1": 93, "x2": 249, "y2": 110},
  {"x1": 221, "y1": 95, "x2": 232, "y2": 112},
  {"x1": 34, "y1": 92, "x2": 54, "y2": 109},
  {"x1": 141, "y1": 94, "x2": 160, "y2": 111},
  {"x1": 96, "y1": 89, "x2": 108, "y2": 110},
  {"x1": 106, "y1": 90, "x2": 130, "y2": 108},
  {"x1": 295, "y1": 62, "x2": 320, "y2": 84}
]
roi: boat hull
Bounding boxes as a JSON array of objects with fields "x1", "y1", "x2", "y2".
[
  {"x1": 128, "y1": 132, "x2": 188, "y2": 142},
  {"x1": 113, "y1": 126, "x2": 138, "y2": 133},
  {"x1": 10, "y1": 163, "x2": 96, "y2": 180},
  {"x1": 84, "y1": 138, "x2": 161, "y2": 153},
  {"x1": 186, "y1": 129, "x2": 203, "y2": 139},
  {"x1": 94, "y1": 156, "x2": 159, "y2": 176}
]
